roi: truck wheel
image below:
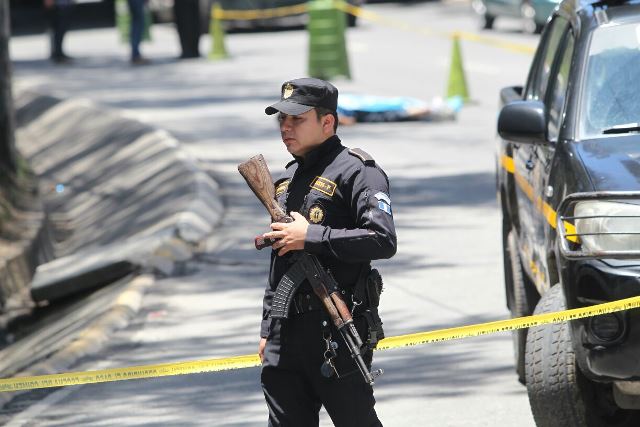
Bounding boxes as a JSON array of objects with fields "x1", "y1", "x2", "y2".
[
  {"x1": 507, "y1": 231, "x2": 532, "y2": 384},
  {"x1": 525, "y1": 284, "x2": 640, "y2": 427}
]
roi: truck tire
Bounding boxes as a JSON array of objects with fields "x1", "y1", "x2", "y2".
[
  {"x1": 507, "y1": 231, "x2": 531, "y2": 384},
  {"x1": 525, "y1": 284, "x2": 640, "y2": 427}
]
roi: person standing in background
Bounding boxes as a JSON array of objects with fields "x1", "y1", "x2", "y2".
[
  {"x1": 43, "y1": 0, "x2": 74, "y2": 63},
  {"x1": 127, "y1": 0, "x2": 150, "y2": 65},
  {"x1": 173, "y1": 0, "x2": 200, "y2": 58}
]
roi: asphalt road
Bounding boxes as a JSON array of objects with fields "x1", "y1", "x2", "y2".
[{"x1": 3, "y1": 1, "x2": 539, "y2": 425}]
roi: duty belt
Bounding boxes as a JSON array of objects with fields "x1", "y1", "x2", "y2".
[
  {"x1": 293, "y1": 288, "x2": 356, "y2": 315},
  {"x1": 292, "y1": 292, "x2": 324, "y2": 314}
]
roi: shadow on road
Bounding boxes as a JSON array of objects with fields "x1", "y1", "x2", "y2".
[{"x1": 393, "y1": 172, "x2": 496, "y2": 207}]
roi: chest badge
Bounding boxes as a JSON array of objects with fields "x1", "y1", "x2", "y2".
[
  {"x1": 310, "y1": 176, "x2": 337, "y2": 197},
  {"x1": 308, "y1": 204, "x2": 326, "y2": 224}
]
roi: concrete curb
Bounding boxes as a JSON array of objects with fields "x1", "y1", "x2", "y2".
[
  {"x1": 13, "y1": 89, "x2": 224, "y2": 301},
  {"x1": 0, "y1": 274, "x2": 154, "y2": 407},
  {"x1": 0, "y1": 173, "x2": 52, "y2": 328}
]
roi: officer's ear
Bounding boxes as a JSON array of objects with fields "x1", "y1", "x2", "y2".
[{"x1": 322, "y1": 113, "x2": 335, "y2": 133}]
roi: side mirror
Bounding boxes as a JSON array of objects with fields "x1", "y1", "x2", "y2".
[{"x1": 498, "y1": 100, "x2": 547, "y2": 144}]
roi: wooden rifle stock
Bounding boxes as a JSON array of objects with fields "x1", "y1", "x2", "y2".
[
  {"x1": 238, "y1": 154, "x2": 289, "y2": 223},
  {"x1": 237, "y1": 154, "x2": 292, "y2": 249}
]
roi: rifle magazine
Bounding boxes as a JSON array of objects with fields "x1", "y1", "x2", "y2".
[{"x1": 269, "y1": 261, "x2": 307, "y2": 319}]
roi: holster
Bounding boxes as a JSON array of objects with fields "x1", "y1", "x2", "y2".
[{"x1": 354, "y1": 267, "x2": 385, "y2": 349}]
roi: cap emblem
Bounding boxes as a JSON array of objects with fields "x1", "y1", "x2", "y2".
[{"x1": 283, "y1": 83, "x2": 294, "y2": 99}]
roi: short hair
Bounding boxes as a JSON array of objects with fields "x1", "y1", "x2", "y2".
[{"x1": 315, "y1": 107, "x2": 338, "y2": 132}]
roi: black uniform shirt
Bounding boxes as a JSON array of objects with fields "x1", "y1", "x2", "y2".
[{"x1": 260, "y1": 135, "x2": 397, "y2": 337}]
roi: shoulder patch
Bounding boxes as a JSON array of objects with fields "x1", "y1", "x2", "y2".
[
  {"x1": 275, "y1": 179, "x2": 290, "y2": 197},
  {"x1": 348, "y1": 148, "x2": 375, "y2": 166}
]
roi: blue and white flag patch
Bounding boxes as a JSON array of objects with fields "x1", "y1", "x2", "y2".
[{"x1": 374, "y1": 192, "x2": 392, "y2": 215}]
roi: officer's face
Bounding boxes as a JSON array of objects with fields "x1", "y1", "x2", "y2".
[{"x1": 278, "y1": 109, "x2": 333, "y2": 157}]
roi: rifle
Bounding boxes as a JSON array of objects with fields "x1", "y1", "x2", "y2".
[{"x1": 238, "y1": 154, "x2": 382, "y2": 385}]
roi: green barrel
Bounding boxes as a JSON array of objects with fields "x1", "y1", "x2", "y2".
[
  {"x1": 307, "y1": 0, "x2": 351, "y2": 80},
  {"x1": 209, "y1": 2, "x2": 229, "y2": 60}
]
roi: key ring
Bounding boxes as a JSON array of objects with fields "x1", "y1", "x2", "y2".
[{"x1": 351, "y1": 295, "x2": 363, "y2": 315}]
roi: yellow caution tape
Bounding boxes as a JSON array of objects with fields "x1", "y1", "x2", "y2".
[
  {"x1": 214, "y1": 3, "x2": 308, "y2": 21},
  {"x1": 333, "y1": 1, "x2": 535, "y2": 54},
  {"x1": 376, "y1": 295, "x2": 640, "y2": 350},
  {"x1": 453, "y1": 31, "x2": 535, "y2": 55},
  {"x1": 2, "y1": 295, "x2": 640, "y2": 392},
  {"x1": 211, "y1": 0, "x2": 535, "y2": 54},
  {"x1": 0, "y1": 355, "x2": 261, "y2": 393}
]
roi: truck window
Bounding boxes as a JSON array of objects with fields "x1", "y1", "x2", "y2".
[
  {"x1": 525, "y1": 17, "x2": 569, "y2": 101},
  {"x1": 547, "y1": 33, "x2": 575, "y2": 142},
  {"x1": 580, "y1": 23, "x2": 640, "y2": 138}
]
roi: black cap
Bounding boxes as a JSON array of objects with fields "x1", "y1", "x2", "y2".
[{"x1": 265, "y1": 78, "x2": 338, "y2": 116}]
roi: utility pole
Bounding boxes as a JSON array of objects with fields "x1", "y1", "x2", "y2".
[{"x1": 0, "y1": 0, "x2": 15, "y2": 177}]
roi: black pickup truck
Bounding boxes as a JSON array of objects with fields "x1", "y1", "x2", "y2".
[{"x1": 496, "y1": 0, "x2": 640, "y2": 425}]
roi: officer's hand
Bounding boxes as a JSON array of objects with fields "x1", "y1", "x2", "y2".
[
  {"x1": 258, "y1": 338, "x2": 267, "y2": 363},
  {"x1": 263, "y1": 212, "x2": 309, "y2": 256},
  {"x1": 44, "y1": 0, "x2": 54, "y2": 8}
]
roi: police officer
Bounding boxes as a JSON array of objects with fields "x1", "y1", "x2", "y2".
[
  {"x1": 43, "y1": 0, "x2": 74, "y2": 63},
  {"x1": 259, "y1": 78, "x2": 397, "y2": 426}
]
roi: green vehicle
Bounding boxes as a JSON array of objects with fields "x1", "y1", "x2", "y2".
[{"x1": 472, "y1": 0, "x2": 560, "y2": 33}]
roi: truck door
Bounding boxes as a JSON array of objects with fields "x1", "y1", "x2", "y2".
[
  {"x1": 517, "y1": 16, "x2": 570, "y2": 293},
  {"x1": 530, "y1": 25, "x2": 575, "y2": 293}
]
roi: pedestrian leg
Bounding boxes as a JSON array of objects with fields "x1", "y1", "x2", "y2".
[{"x1": 127, "y1": 0, "x2": 147, "y2": 63}]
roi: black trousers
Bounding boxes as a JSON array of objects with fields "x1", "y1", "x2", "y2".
[
  {"x1": 261, "y1": 310, "x2": 382, "y2": 427},
  {"x1": 173, "y1": 0, "x2": 200, "y2": 58},
  {"x1": 46, "y1": 5, "x2": 73, "y2": 58}
]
